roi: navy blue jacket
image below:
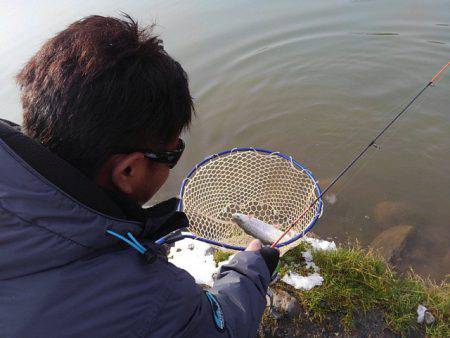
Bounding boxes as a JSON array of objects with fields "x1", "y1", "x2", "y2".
[{"x1": 0, "y1": 120, "x2": 270, "y2": 337}]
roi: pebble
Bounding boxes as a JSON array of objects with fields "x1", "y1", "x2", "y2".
[
  {"x1": 417, "y1": 304, "x2": 436, "y2": 325},
  {"x1": 425, "y1": 311, "x2": 436, "y2": 325},
  {"x1": 205, "y1": 246, "x2": 217, "y2": 256},
  {"x1": 271, "y1": 289, "x2": 301, "y2": 317}
]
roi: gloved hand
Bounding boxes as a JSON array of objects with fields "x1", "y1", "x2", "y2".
[
  {"x1": 259, "y1": 246, "x2": 280, "y2": 276},
  {"x1": 245, "y1": 239, "x2": 280, "y2": 276}
]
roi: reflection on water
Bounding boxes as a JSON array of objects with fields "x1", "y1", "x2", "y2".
[
  {"x1": 1, "y1": 0, "x2": 449, "y2": 280},
  {"x1": 363, "y1": 32, "x2": 400, "y2": 35}
]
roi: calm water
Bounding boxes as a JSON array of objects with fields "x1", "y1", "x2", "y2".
[{"x1": 1, "y1": 0, "x2": 449, "y2": 280}]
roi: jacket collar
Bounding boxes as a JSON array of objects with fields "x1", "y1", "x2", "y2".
[{"x1": 102, "y1": 189, "x2": 189, "y2": 241}]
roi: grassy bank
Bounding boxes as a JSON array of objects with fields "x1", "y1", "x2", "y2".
[
  {"x1": 213, "y1": 241, "x2": 449, "y2": 337},
  {"x1": 271, "y1": 242, "x2": 449, "y2": 337}
]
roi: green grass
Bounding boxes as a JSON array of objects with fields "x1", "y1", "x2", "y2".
[
  {"x1": 276, "y1": 243, "x2": 449, "y2": 337},
  {"x1": 213, "y1": 250, "x2": 233, "y2": 266}
]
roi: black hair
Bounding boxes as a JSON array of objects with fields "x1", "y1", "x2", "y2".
[{"x1": 17, "y1": 14, "x2": 193, "y2": 177}]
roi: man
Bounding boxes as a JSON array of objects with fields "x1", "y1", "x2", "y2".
[{"x1": 0, "y1": 15, "x2": 279, "y2": 337}]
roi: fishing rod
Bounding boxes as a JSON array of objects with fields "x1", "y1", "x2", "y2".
[{"x1": 271, "y1": 62, "x2": 450, "y2": 248}]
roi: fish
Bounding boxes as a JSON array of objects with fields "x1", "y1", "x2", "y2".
[{"x1": 231, "y1": 213, "x2": 295, "y2": 245}]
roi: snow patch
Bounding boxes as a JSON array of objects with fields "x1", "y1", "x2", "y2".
[
  {"x1": 168, "y1": 235, "x2": 336, "y2": 292},
  {"x1": 282, "y1": 272, "x2": 324, "y2": 290},
  {"x1": 168, "y1": 238, "x2": 222, "y2": 287},
  {"x1": 281, "y1": 236, "x2": 336, "y2": 290},
  {"x1": 302, "y1": 250, "x2": 319, "y2": 272},
  {"x1": 304, "y1": 237, "x2": 336, "y2": 251}
]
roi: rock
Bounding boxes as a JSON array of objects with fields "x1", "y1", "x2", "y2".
[
  {"x1": 324, "y1": 193, "x2": 337, "y2": 205},
  {"x1": 417, "y1": 304, "x2": 427, "y2": 323},
  {"x1": 271, "y1": 289, "x2": 301, "y2": 317},
  {"x1": 268, "y1": 307, "x2": 283, "y2": 320},
  {"x1": 187, "y1": 243, "x2": 194, "y2": 250},
  {"x1": 425, "y1": 311, "x2": 435, "y2": 325},
  {"x1": 417, "y1": 304, "x2": 436, "y2": 325},
  {"x1": 373, "y1": 201, "x2": 413, "y2": 226},
  {"x1": 205, "y1": 246, "x2": 218, "y2": 256},
  {"x1": 370, "y1": 224, "x2": 415, "y2": 262}
]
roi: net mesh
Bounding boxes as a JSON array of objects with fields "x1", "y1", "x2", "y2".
[{"x1": 181, "y1": 150, "x2": 321, "y2": 247}]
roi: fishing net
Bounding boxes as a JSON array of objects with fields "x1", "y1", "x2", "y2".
[{"x1": 179, "y1": 148, "x2": 322, "y2": 249}]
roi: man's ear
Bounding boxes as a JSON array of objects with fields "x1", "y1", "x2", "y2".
[{"x1": 111, "y1": 152, "x2": 145, "y2": 195}]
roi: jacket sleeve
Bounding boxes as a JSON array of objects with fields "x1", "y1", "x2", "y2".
[{"x1": 150, "y1": 250, "x2": 271, "y2": 338}]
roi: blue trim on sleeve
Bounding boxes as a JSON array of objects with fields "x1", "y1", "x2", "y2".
[{"x1": 205, "y1": 291, "x2": 225, "y2": 332}]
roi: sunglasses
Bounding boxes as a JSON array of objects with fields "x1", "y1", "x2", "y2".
[{"x1": 141, "y1": 138, "x2": 185, "y2": 169}]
